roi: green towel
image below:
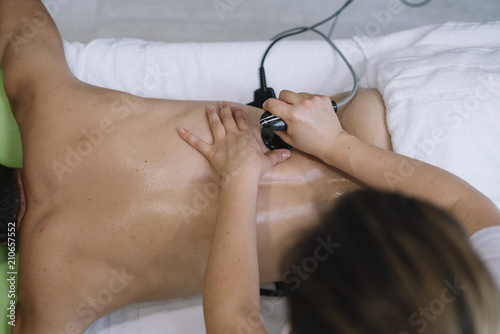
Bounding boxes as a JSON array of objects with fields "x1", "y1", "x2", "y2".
[{"x1": 0, "y1": 68, "x2": 23, "y2": 168}]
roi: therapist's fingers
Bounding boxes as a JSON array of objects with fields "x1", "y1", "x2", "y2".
[
  {"x1": 278, "y1": 90, "x2": 303, "y2": 104},
  {"x1": 219, "y1": 101, "x2": 238, "y2": 133},
  {"x1": 262, "y1": 98, "x2": 292, "y2": 120},
  {"x1": 206, "y1": 106, "x2": 226, "y2": 140},
  {"x1": 263, "y1": 149, "x2": 292, "y2": 170},
  {"x1": 264, "y1": 91, "x2": 318, "y2": 119},
  {"x1": 232, "y1": 106, "x2": 252, "y2": 132},
  {"x1": 272, "y1": 130, "x2": 293, "y2": 145},
  {"x1": 178, "y1": 128, "x2": 211, "y2": 156},
  {"x1": 297, "y1": 92, "x2": 315, "y2": 100}
]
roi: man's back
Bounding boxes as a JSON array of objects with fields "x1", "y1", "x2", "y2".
[{"x1": 15, "y1": 83, "x2": 374, "y2": 332}]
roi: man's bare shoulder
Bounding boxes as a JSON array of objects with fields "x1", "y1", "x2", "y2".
[
  {"x1": 15, "y1": 82, "x2": 137, "y2": 156},
  {"x1": 332, "y1": 88, "x2": 392, "y2": 151}
]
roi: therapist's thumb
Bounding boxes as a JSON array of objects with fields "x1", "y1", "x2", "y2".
[{"x1": 265, "y1": 149, "x2": 291, "y2": 168}]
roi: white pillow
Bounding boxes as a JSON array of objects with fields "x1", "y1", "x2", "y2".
[{"x1": 358, "y1": 21, "x2": 500, "y2": 208}]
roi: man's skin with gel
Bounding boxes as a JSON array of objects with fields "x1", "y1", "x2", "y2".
[{"x1": 0, "y1": 1, "x2": 391, "y2": 333}]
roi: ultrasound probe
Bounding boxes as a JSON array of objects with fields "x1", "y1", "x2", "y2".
[{"x1": 250, "y1": 0, "x2": 357, "y2": 150}]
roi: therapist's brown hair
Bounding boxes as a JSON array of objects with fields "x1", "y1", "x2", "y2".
[{"x1": 284, "y1": 190, "x2": 500, "y2": 334}]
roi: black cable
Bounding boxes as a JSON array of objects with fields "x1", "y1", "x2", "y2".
[
  {"x1": 259, "y1": 28, "x2": 306, "y2": 68},
  {"x1": 258, "y1": 0, "x2": 357, "y2": 106},
  {"x1": 261, "y1": 0, "x2": 355, "y2": 69},
  {"x1": 310, "y1": 0, "x2": 355, "y2": 30}
]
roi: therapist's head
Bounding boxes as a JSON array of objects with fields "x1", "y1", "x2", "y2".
[
  {"x1": 284, "y1": 190, "x2": 499, "y2": 334},
  {"x1": 0, "y1": 164, "x2": 22, "y2": 244}
]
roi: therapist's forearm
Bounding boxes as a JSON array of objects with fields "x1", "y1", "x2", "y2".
[
  {"x1": 322, "y1": 133, "x2": 482, "y2": 228},
  {"x1": 203, "y1": 173, "x2": 264, "y2": 332}
]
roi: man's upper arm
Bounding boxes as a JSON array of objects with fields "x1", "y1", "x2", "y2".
[{"x1": 0, "y1": 0, "x2": 75, "y2": 101}]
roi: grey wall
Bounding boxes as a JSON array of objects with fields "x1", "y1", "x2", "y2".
[{"x1": 43, "y1": 0, "x2": 500, "y2": 43}]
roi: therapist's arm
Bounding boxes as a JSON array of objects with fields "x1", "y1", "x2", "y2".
[
  {"x1": 265, "y1": 90, "x2": 500, "y2": 236},
  {"x1": 179, "y1": 102, "x2": 290, "y2": 334},
  {"x1": 202, "y1": 166, "x2": 265, "y2": 333}
]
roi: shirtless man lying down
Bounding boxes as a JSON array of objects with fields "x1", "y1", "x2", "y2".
[{"x1": 1, "y1": 1, "x2": 391, "y2": 333}]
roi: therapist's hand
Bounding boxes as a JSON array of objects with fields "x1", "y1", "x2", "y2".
[
  {"x1": 263, "y1": 90, "x2": 347, "y2": 161},
  {"x1": 179, "y1": 101, "x2": 291, "y2": 183}
]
